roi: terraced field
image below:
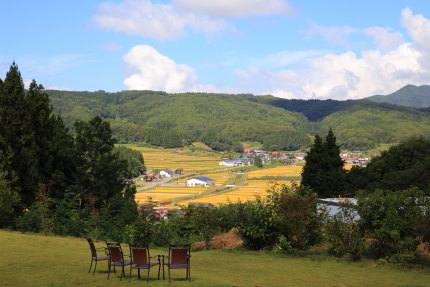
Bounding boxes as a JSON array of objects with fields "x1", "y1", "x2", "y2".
[
  {"x1": 140, "y1": 150, "x2": 220, "y2": 172},
  {"x1": 135, "y1": 186, "x2": 210, "y2": 204},
  {"x1": 248, "y1": 165, "x2": 302, "y2": 178}
]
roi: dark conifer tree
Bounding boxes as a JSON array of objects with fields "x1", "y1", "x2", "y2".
[
  {"x1": 321, "y1": 129, "x2": 346, "y2": 196},
  {"x1": 254, "y1": 156, "x2": 263, "y2": 168},
  {"x1": 301, "y1": 135, "x2": 324, "y2": 191},
  {"x1": 0, "y1": 63, "x2": 38, "y2": 207},
  {"x1": 74, "y1": 116, "x2": 135, "y2": 210},
  {"x1": 301, "y1": 130, "x2": 346, "y2": 198}
]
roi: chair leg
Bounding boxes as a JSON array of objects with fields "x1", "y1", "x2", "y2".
[
  {"x1": 120, "y1": 266, "x2": 124, "y2": 281},
  {"x1": 107, "y1": 261, "x2": 111, "y2": 280},
  {"x1": 88, "y1": 259, "x2": 93, "y2": 273},
  {"x1": 157, "y1": 264, "x2": 160, "y2": 280},
  {"x1": 93, "y1": 260, "x2": 98, "y2": 275},
  {"x1": 138, "y1": 269, "x2": 141, "y2": 279},
  {"x1": 168, "y1": 267, "x2": 171, "y2": 283},
  {"x1": 129, "y1": 266, "x2": 132, "y2": 283},
  {"x1": 147, "y1": 268, "x2": 150, "y2": 282}
]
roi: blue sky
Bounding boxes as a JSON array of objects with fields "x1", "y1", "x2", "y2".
[{"x1": 1, "y1": 0, "x2": 430, "y2": 100}]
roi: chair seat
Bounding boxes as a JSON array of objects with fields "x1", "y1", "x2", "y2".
[
  {"x1": 166, "y1": 263, "x2": 189, "y2": 269},
  {"x1": 133, "y1": 262, "x2": 159, "y2": 269},
  {"x1": 93, "y1": 256, "x2": 110, "y2": 261},
  {"x1": 112, "y1": 260, "x2": 131, "y2": 267}
]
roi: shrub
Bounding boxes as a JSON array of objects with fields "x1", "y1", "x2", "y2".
[
  {"x1": 357, "y1": 188, "x2": 428, "y2": 263},
  {"x1": 52, "y1": 191, "x2": 88, "y2": 237},
  {"x1": 325, "y1": 201, "x2": 364, "y2": 260},
  {"x1": 235, "y1": 199, "x2": 277, "y2": 250},
  {"x1": 272, "y1": 183, "x2": 323, "y2": 250}
]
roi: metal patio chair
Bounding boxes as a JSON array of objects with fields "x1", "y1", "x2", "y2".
[
  {"x1": 106, "y1": 242, "x2": 131, "y2": 280},
  {"x1": 86, "y1": 238, "x2": 110, "y2": 275},
  {"x1": 162, "y1": 244, "x2": 191, "y2": 282},
  {"x1": 128, "y1": 245, "x2": 161, "y2": 282}
]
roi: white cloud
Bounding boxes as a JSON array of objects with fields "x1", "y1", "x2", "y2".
[
  {"x1": 123, "y1": 45, "x2": 197, "y2": 92},
  {"x1": 232, "y1": 8, "x2": 430, "y2": 100},
  {"x1": 236, "y1": 40, "x2": 426, "y2": 100},
  {"x1": 363, "y1": 27, "x2": 404, "y2": 50},
  {"x1": 303, "y1": 23, "x2": 358, "y2": 46},
  {"x1": 255, "y1": 50, "x2": 328, "y2": 69},
  {"x1": 93, "y1": 0, "x2": 228, "y2": 41},
  {"x1": 174, "y1": 0, "x2": 294, "y2": 18}
]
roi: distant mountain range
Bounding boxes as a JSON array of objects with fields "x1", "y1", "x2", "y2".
[
  {"x1": 46, "y1": 89, "x2": 430, "y2": 150},
  {"x1": 367, "y1": 85, "x2": 430, "y2": 108}
]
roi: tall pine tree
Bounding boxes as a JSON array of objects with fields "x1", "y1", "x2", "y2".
[
  {"x1": 0, "y1": 63, "x2": 38, "y2": 207},
  {"x1": 0, "y1": 63, "x2": 76, "y2": 209},
  {"x1": 301, "y1": 129, "x2": 346, "y2": 197}
]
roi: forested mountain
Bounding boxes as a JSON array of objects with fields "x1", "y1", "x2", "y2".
[
  {"x1": 46, "y1": 90, "x2": 430, "y2": 150},
  {"x1": 367, "y1": 84, "x2": 430, "y2": 107}
]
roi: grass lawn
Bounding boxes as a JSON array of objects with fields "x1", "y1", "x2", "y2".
[{"x1": 1, "y1": 229, "x2": 430, "y2": 287}]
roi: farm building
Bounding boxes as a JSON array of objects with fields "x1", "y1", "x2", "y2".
[
  {"x1": 219, "y1": 159, "x2": 243, "y2": 166},
  {"x1": 159, "y1": 169, "x2": 174, "y2": 178},
  {"x1": 186, "y1": 176, "x2": 215, "y2": 187}
]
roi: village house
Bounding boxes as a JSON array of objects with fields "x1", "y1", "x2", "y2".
[
  {"x1": 159, "y1": 169, "x2": 174, "y2": 178},
  {"x1": 186, "y1": 176, "x2": 215, "y2": 187}
]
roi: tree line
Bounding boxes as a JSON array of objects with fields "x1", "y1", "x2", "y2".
[{"x1": 0, "y1": 63, "x2": 144, "y2": 239}]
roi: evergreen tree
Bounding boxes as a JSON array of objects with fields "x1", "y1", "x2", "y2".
[
  {"x1": 254, "y1": 156, "x2": 263, "y2": 168},
  {"x1": 0, "y1": 63, "x2": 38, "y2": 207},
  {"x1": 0, "y1": 63, "x2": 77, "y2": 209},
  {"x1": 301, "y1": 129, "x2": 346, "y2": 197},
  {"x1": 301, "y1": 135, "x2": 324, "y2": 191},
  {"x1": 74, "y1": 116, "x2": 136, "y2": 210}
]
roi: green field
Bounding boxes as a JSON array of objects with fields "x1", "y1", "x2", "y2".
[{"x1": 1, "y1": 230, "x2": 429, "y2": 287}]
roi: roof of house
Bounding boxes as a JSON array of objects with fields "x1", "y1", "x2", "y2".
[
  {"x1": 161, "y1": 169, "x2": 174, "y2": 174},
  {"x1": 190, "y1": 176, "x2": 215, "y2": 182}
]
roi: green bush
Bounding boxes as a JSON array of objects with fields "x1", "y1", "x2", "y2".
[
  {"x1": 15, "y1": 204, "x2": 42, "y2": 232},
  {"x1": 325, "y1": 202, "x2": 364, "y2": 261},
  {"x1": 52, "y1": 191, "x2": 89, "y2": 237},
  {"x1": 272, "y1": 183, "x2": 323, "y2": 250},
  {"x1": 235, "y1": 199, "x2": 277, "y2": 250},
  {"x1": 357, "y1": 188, "x2": 429, "y2": 263}
]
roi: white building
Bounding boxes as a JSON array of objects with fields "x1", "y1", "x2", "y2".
[
  {"x1": 159, "y1": 169, "x2": 174, "y2": 178},
  {"x1": 186, "y1": 176, "x2": 215, "y2": 187}
]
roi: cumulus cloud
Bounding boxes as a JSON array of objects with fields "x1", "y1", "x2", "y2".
[
  {"x1": 93, "y1": 0, "x2": 229, "y2": 41},
  {"x1": 174, "y1": 0, "x2": 294, "y2": 18},
  {"x1": 123, "y1": 45, "x2": 197, "y2": 92},
  {"x1": 363, "y1": 27, "x2": 404, "y2": 50},
  {"x1": 233, "y1": 8, "x2": 430, "y2": 100},
  {"x1": 236, "y1": 40, "x2": 425, "y2": 100}
]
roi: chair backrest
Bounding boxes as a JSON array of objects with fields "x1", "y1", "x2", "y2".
[
  {"x1": 169, "y1": 245, "x2": 190, "y2": 265},
  {"x1": 130, "y1": 246, "x2": 149, "y2": 265},
  {"x1": 107, "y1": 242, "x2": 123, "y2": 263},
  {"x1": 86, "y1": 238, "x2": 97, "y2": 258}
]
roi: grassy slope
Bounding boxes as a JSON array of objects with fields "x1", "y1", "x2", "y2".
[{"x1": 1, "y1": 230, "x2": 429, "y2": 287}]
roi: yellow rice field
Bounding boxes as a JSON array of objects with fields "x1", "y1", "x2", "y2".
[
  {"x1": 135, "y1": 186, "x2": 209, "y2": 203},
  {"x1": 137, "y1": 150, "x2": 220, "y2": 172},
  {"x1": 248, "y1": 165, "x2": 302, "y2": 178}
]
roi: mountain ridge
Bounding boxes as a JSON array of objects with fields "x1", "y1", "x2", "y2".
[
  {"x1": 46, "y1": 89, "x2": 430, "y2": 150},
  {"x1": 367, "y1": 84, "x2": 430, "y2": 108}
]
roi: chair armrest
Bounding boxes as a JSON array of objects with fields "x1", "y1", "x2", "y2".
[{"x1": 150, "y1": 255, "x2": 160, "y2": 258}]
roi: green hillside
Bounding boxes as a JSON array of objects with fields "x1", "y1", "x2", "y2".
[
  {"x1": 367, "y1": 84, "x2": 430, "y2": 107},
  {"x1": 46, "y1": 90, "x2": 430, "y2": 150}
]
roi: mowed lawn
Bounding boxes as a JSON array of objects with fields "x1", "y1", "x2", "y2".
[{"x1": 2, "y1": 230, "x2": 429, "y2": 287}]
